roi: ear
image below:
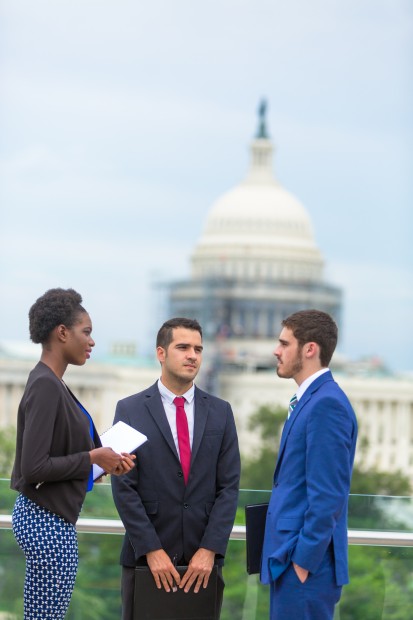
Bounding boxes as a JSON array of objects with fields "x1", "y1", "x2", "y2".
[
  {"x1": 55, "y1": 324, "x2": 68, "y2": 343},
  {"x1": 156, "y1": 346, "x2": 166, "y2": 363},
  {"x1": 305, "y1": 342, "x2": 319, "y2": 359}
]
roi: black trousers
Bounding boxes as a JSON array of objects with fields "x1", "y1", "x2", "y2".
[{"x1": 121, "y1": 565, "x2": 224, "y2": 620}]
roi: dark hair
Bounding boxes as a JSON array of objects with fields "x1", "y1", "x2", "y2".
[
  {"x1": 29, "y1": 288, "x2": 87, "y2": 344},
  {"x1": 156, "y1": 318, "x2": 202, "y2": 349},
  {"x1": 282, "y1": 309, "x2": 338, "y2": 367}
]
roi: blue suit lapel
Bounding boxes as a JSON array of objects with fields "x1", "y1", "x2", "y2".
[
  {"x1": 277, "y1": 398, "x2": 303, "y2": 458},
  {"x1": 276, "y1": 396, "x2": 307, "y2": 473},
  {"x1": 275, "y1": 371, "x2": 334, "y2": 474}
]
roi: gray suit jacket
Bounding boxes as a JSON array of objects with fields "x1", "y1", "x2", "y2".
[{"x1": 111, "y1": 382, "x2": 240, "y2": 567}]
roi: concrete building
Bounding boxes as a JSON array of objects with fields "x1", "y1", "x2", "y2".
[{"x1": 169, "y1": 102, "x2": 342, "y2": 372}]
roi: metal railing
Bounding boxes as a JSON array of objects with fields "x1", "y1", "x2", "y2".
[{"x1": 1, "y1": 514, "x2": 413, "y2": 547}]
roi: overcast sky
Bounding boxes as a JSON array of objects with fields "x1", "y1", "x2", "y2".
[{"x1": 0, "y1": 0, "x2": 412, "y2": 372}]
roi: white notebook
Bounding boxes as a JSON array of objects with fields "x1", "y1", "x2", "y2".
[{"x1": 92, "y1": 421, "x2": 148, "y2": 480}]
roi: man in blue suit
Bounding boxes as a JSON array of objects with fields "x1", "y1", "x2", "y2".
[
  {"x1": 112, "y1": 317, "x2": 240, "y2": 619},
  {"x1": 261, "y1": 309, "x2": 357, "y2": 619}
]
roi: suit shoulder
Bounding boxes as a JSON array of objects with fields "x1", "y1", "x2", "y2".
[
  {"x1": 26, "y1": 363, "x2": 62, "y2": 396},
  {"x1": 195, "y1": 386, "x2": 231, "y2": 409},
  {"x1": 316, "y1": 377, "x2": 357, "y2": 418},
  {"x1": 316, "y1": 376, "x2": 345, "y2": 398},
  {"x1": 116, "y1": 383, "x2": 158, "y2": 408},
  {"x1": 325, "y1": 376, "x2": 352, "y2": 400}
]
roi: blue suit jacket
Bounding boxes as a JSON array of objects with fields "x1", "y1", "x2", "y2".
[
  {"x1": 111, "y1": 382, "x2": 240, "y2": 567},
  {"x1": 261, "y1": 371, "x2": 357, "y2": 586}
]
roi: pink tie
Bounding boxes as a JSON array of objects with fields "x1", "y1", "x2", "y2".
[{"x1": 173, "y1": 397, "x2": 191, "y2": 484}]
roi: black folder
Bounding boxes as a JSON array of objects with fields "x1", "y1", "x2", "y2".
[
  {"x1": 134, "y1": 565, "x2": 223, "y2": 620},
  {"x1": 245, "y1": 502, "x2": 269, "y2": 575}
]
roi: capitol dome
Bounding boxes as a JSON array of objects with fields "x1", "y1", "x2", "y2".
[
  {"x1": 191, "y1": 115, "x2": 324, "y2": 284},
  {"x1": 169, "y1": 103, "x2": 341, "y2": 362}
]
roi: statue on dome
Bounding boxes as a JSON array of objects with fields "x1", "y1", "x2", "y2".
[{"x1": 256, "y1": 99, "x2": 269, "y2": 139}]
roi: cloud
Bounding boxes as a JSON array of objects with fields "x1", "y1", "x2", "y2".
[{"x1": 328, "y1": 260, "x2": 413, "y2": 369}]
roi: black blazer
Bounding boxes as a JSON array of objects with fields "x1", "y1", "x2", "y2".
[
  {"x1": 11, "y1": 361, "x2": 101, "y2": 524},
  {"x1": 111, "y1": 382, "x2": 240, "y2": 567}
]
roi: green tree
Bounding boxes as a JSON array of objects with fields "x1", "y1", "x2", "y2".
[
  {"x1": 350, "y1": 435, "x2": 411, "y2": 495},
  {"x1": 0, "y1": 529, "x2": 25, "y2": 617},
  {"x1": 240, "y1": 404, "x2": 412, "y2": 498},
  {"x1": 240, "y1": 405, "x2": 285, "y2": 490},
  {"x1": 349, "y1": 436, "x2": 412, "y2": 530},
  {"x1": 0, "y1": 426, "x2": 16, "y2": 478}
]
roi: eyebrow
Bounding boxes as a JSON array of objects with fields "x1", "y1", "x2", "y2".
[{"x1": 175, "y1": 342, "x2": 204, "y2": 351}]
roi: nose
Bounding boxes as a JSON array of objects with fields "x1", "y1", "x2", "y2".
[
  {"x1": 273, "y1": 345, "x2": 281, "y2": 358},
  {"x1": 90, "y1": 336, "x2": 95, "y2": 348}
]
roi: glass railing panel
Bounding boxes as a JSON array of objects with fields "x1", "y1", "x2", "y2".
[
  {"x1": 237, "y1": 489, "x2": 413, "y2": 532},
  {"x1": 348, "y1": 494, "x2": 413, "y2": 531},
  {"x1": 2, "y1": 481, "x2": 413, "y2": 618},
  {"x1": 0, "y1": 528, "x2": 25, "y2": 618},
  {"x1": 0, "y1": 478, "x2": 15, "y2": 514},
  {"x1": 0, "y1": 529, "x2": 265, "y2": 620},
  {"x1": 0, "y1": 527, "x2": 124, "y2": 619},
  {"x1": 1, "y1": 480, "x2": 274, "y2": 522},
  {"x1": 4, "y1": 480, "x2": 413, "y2": 531},
  {"x1": 0, "y1": 478, "x2": 128, "y2": 520},
  {"x1": 3, "y1": 529, "x2": 413, "y2": 619},
  {"x1": 336, "y1": 546, "x2": 413, "y2": 619},
  {"x1": 223, "y1": 539, "x2": 270, "y2": 619}
]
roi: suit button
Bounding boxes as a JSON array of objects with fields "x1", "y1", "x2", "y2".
[
  {"x1": 183, "y1": 503, "x2": 189, "y2": 509},
  {"x1": 178, "y1": 471, "x2": 183, "y2": 477},
  {"x1": 274, "y1": 482, "x2": 279, "y2": 487}
]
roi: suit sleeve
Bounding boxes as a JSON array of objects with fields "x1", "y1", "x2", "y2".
[
  {"x1": 291, "y1": 395, "x2": 356, "y2": 573},
  {"x1": 21, "y1": 376, "x2": 91, "y2": 483},
  {"x1": 199, "y1": 402, "x2": 241, "y2": 557},
  {"x1": 111, "y1": 399, "x2": 163, "y2": 560}
]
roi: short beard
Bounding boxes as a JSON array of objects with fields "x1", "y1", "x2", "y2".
[{"x1": 277, "y1": 348, "x2": 304, "y2": 379}]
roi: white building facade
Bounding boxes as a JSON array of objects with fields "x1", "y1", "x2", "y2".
[{"x1": 1, "y1": 353, "x2": 413, "y2": 476}]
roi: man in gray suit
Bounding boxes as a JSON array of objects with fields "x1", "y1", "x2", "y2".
[{"x1": 112, "y1": 318, "x2": 240, "y2": 620}]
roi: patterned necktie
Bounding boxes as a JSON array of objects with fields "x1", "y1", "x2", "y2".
[
  {"x1": 173, "y1": 397, "x2": 191, "y2": 483},
  {"x1": 288, "y1": 394, "x2": 298, "y2": 419}
]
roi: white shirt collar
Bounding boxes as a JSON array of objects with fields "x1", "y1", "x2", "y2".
[
  {"x1": 296, "y1": 368, "x2": 330, "y2": 401},
  {"x1": 157, "y1": 378, "x2": 195, "y2": 404}
]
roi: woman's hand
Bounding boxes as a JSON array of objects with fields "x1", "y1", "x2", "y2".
[
  {"x1": 113, "y1": 452, "x2": 136, "y2": 475},
  {"x1": 89, "y1": 447, "x2": 136, "y2": 475}
]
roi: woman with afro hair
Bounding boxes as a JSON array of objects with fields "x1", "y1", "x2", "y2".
[{"x1": 10, "y1": 288, "x2": 135, "y2": 619}]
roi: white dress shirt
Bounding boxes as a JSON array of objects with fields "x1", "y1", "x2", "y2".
[{"x1": 157, "y1": 378, "x2": 195, "y2": 451}]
